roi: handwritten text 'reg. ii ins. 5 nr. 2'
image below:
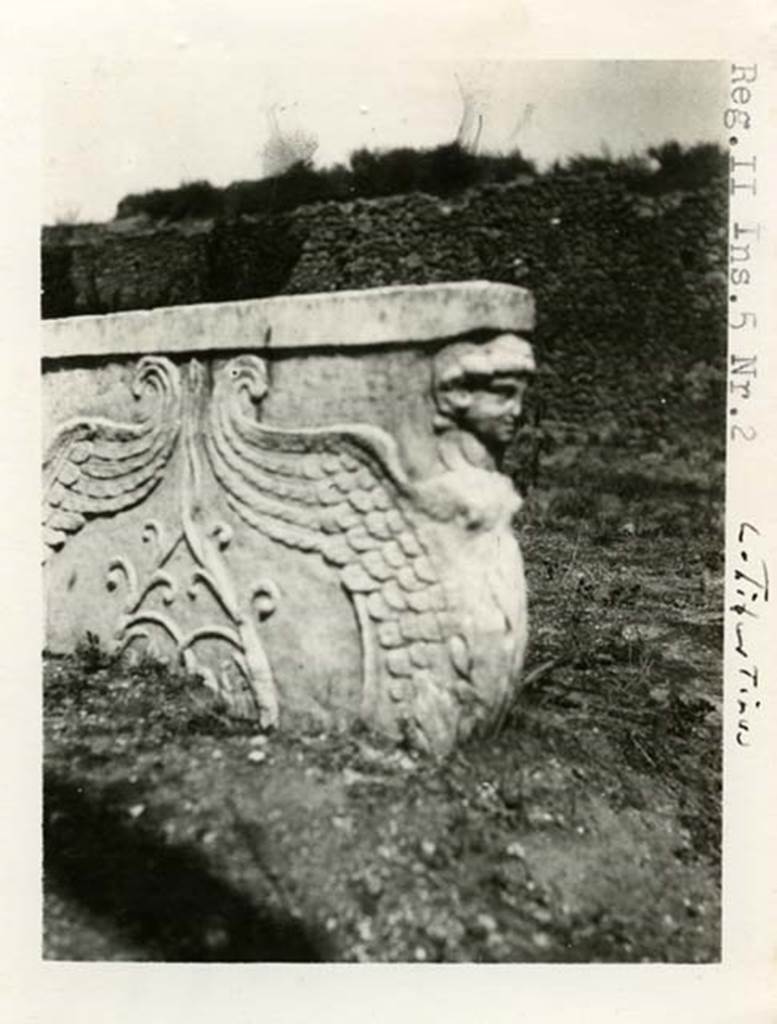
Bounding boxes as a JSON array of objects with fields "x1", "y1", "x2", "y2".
[{"x1": 726, "y1": 62, "x2": 771, "y2": 754}]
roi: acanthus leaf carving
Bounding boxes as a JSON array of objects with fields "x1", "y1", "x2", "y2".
[{"x1": 105, "y1": 360, "x2": 282, "y2": 729}]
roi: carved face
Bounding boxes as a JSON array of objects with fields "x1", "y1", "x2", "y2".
[{"x1": 458, "y1": 375, "x2": 528, "y2": 450}]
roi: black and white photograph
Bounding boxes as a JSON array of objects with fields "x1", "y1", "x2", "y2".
[
  {"x1": 40, "y1": 54, "x2": 730, "y2": 964},
  {"x1": 2, "y1": 2, "x2": 776, "y2": 1021}
]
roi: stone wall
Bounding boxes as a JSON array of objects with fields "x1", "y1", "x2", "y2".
[{"x1": 42, "y1": 175, "x2": 727, "y2": 444}]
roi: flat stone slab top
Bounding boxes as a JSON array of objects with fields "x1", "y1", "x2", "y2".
[
  {"x1": 42, "y1": 282, "x2": 536, "y2": 755},
  {"x1": 42, "y1": 281, "x2": 535, "y2": 360}
]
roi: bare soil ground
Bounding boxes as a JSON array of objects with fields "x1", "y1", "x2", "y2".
[{"x1": 43, "y1": 443, "x2": 723, "y2": 962}]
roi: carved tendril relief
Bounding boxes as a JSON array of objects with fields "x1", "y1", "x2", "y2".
[
  {"x1": 106, "y1": 516, "x2": 281, "y2": 726},
  {"x1": 104, "y1": 360, "x2": 282, "y2": 728}
]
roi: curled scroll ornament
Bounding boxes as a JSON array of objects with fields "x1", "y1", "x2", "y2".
[{"x1": 104, "y1": 361, "x2": 282, "y2": 728}]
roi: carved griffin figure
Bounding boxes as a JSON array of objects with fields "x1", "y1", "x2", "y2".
[{"x1": 204, "y1": 336, "x2": 534, "y2": 753}]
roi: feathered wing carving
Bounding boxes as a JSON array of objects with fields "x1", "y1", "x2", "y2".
[
  {"x1": 42, "y1": 356, "x2": 182, "y2": 562},
  {"x1": 204, "y1": 355, "x2": 474, "y2": 750}
]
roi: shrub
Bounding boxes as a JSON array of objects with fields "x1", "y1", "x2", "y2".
[{"x1": 115, "y1": 143, "x2": 540, "y2": 220}]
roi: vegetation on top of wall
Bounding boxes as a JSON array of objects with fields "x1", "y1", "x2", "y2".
[
  {"x1": 42, "y1": 140, "x2": 727, "y2": 450},
  {"x1": 549, "y1": 142, "x2": 727, "y2": 195},
  {"x1": 113, "y1": 141, "x2": 726, "y2": 223}
]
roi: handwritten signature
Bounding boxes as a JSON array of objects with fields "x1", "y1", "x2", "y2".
[{"x1": 732, "y1": 522, "x2": 768, "y2": 747}]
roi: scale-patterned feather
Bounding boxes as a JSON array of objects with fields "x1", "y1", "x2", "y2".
[
  {"x1": 204, "y1": 355, "x2": 472, "y2": 744},
  {"x1": 42, "y1": 357, "x2": 182, "y2": 562}
]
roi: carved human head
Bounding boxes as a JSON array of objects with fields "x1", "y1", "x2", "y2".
[{"x1": 433, "y1": 333, "x2": 535, "y2": 453}]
